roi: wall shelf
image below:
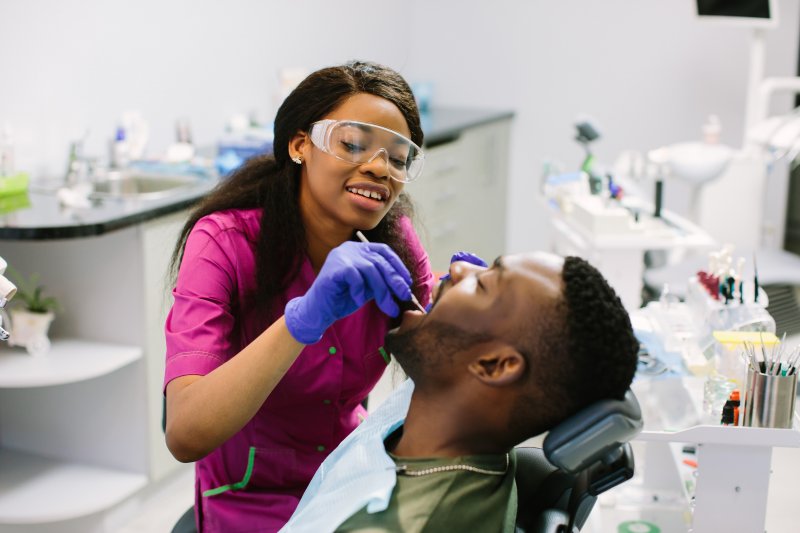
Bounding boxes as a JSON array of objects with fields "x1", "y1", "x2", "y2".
[
  {"x1": 0, "y1": 339, "x2": 142, "y2": 388},
  {"x1": 0, "y1": 448, "x2": 147, "y2": 524}
]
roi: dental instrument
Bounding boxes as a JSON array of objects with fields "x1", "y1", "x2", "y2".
[
  {"x1": 753, "y1": 253, "x2": 760, "y2": 303},
  {"x1": 355, "y1": 231, "x2": 426, "y2": 314}
]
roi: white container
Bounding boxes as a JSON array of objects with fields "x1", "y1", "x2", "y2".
[{"x1": 6, "y1": 309, "x2": 54, "y2": 356}]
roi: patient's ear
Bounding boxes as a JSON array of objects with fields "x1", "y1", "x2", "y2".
[{"x1": 467, "y1": 347, "x2": 526, "y2": 386}]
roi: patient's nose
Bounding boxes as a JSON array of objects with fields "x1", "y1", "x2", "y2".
[{"x1": 449, "y1": 261, "x2": 485, "y2": 284}]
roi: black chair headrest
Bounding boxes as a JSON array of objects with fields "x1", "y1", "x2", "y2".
[{"x1": 543, "y1": 389, "x2": 643, "y2": 474}]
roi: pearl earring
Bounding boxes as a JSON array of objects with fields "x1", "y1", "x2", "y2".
[{"x1": 292, "y1": 156, "x2": 302, "y2": 165}]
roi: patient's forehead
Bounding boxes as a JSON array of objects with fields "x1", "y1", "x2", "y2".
[
  {"x1": 479, "y1": 252, "x2": 564, "y2": 340},
  {"x1": 503, "y1": 252, "x2": 564, "y2": 296}
]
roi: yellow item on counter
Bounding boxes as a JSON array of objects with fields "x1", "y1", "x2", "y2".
[
  {"x1": 712, "y1": 331, "x2": 780, "y2": 347},
  {"x1": 712, "y1": 331, "x2": 780, "y2": 387}
]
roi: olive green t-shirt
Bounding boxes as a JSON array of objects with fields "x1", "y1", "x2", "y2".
[{"x1": 335, "y1": 450, "x2": 518, "y2": 533}]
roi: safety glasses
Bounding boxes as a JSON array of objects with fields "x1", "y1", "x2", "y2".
[{"x1": 309, "y1": 119, "x2": 425, "y2": 183}]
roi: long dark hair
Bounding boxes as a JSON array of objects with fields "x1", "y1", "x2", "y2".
[{"x1": 169, "y1": 60, "x2": 425, "y2": 315}]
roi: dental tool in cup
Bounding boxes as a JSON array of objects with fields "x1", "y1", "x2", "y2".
[
  {"x1": 742, "y1": 338, "x2": 800, "y2": 376},
  {"x1": 355, "y1": 231, "x2": 426, "y2": 314}
]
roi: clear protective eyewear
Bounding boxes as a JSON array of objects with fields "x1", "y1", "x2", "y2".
[{"x1": 309, "y1": 119, "x2": 425, "y2": 183}]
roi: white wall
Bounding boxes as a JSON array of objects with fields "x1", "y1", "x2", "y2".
[
  {"x1": 0, "y1": 0, "x2": 415, "y2": 176},
  {"x1": 407, "y1": 0, "x2": 799, "y2": 252},
  {"x1": 1, "y1": 0, "x2": 798, "y2": 252}
]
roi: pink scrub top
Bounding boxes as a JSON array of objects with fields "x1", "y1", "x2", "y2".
[{"x1": 163, "y1": 208, "x2": 433, "y2": 533}]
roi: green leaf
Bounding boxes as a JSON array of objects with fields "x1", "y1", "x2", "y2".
[
  {"x1": 4, "y1": 266, "x2": 59, "y2": 313},
  {"x1": 39, "y1": 297, "x2": 60, "y2": 312}
]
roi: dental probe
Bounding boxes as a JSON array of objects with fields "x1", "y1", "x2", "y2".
[{"x1": 355, "y1": 231, "x2": 427, "y2": 314}]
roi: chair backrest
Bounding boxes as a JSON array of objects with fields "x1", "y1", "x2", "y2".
[{"x1": 515, "y1": 389, "x2": 643, "y2": 533}]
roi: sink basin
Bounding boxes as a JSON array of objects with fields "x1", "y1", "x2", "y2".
[{"x1": 90, "y1": 174, "x2": 201, "y2": 200}]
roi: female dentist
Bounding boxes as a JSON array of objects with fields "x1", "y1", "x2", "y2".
[{"x1": 163, "y1": 61, "x2": 434, "y2": 532}]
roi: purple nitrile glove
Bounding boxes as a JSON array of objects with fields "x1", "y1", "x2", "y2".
[
  {"x1": 439, "y1": 251, "x2": 488, "y2": 282},
  {"x1": 285, "y1": 241, "x2": 414, "y2": 344}
]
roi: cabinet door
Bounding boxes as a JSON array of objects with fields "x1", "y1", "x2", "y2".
[
  {"x1": 406, "y1": 136, "x2": 466, "y2": 272},
  {"x1": 457, "y1": 120, "x2": 510, "y2": 264},
  {"x1": 406, "y1": 119, "x2": 511, "y2": 273}
]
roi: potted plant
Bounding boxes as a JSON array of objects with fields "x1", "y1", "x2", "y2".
[{"x1": 5, "y1": 267, "x2": 60, "y2": 356}]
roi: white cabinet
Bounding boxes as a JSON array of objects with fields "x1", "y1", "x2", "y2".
[
  {"x1": 0, "y1": 211, "x2": 188, "y2": 532},
  {"x1": 0, "y1": 341, "x2": 146, "y2": 529},
  {"x1": 407, "y1": 117, "x2": 512, "y2": 272}
]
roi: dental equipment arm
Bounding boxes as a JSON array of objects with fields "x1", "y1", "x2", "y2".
[{"x1": 0, "y1": 256, "x2": 18, "y2": 340}]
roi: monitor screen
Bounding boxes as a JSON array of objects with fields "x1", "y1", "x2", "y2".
[
  {"x1": 696, "y1": 0, "x2": 776, "y2": 27},
  {"x1": 697, "y1": 0, "x2": 770, "y2": 19}
]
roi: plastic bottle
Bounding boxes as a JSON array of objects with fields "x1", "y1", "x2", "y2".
[
  {"x1": 165, "y1": 119, "x2": 195, "y2": 163},
  {"x1": 703, "y1": 115, "x2": 722, "y2": 144},
  {"x1": 720, "y1": 389, "x2": 740, "y2": 425},
  {"x1": 111, "y1": 126, "x2": 130, "y2": 169}
]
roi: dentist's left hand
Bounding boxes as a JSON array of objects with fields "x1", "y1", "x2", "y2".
[
  {"x1": 439, "y1": 251, "x2": 488, "y2": 282},
  {"x1": 284, "y1": 241, "x2": 414, "y2": 344}
]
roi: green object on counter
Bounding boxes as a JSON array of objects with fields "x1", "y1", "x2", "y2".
[
  {"x1": 0, "y1": 191, "x2": 30, "y2": 214},
  {"x1": 618, "y1": 520, "x2": 661, "y2": 533},
  {"x1": 0, "y1": 173, "x2": 29, "y2": 197},
  {"x1": 580, "y1": 153, "x2": 595, "y2": 173}
]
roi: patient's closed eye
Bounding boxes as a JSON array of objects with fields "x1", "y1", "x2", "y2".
[{"x1": 475, "y1": 264, "x2": 500, "y2": 292}]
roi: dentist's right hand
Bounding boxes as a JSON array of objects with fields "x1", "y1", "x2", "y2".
[{"x1": 285, "y1": 241, "x2": 414, "y2": 344}]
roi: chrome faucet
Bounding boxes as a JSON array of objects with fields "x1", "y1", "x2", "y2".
[
  {"x1": 64, "y1": 130, "x2": 92, "y2": 186},
  {"x1": 0, "y1": 256, "x2": 17, "y2": 340},
  {"x1": 65, "y1": 140, "x2": 86, "y2": 186}
]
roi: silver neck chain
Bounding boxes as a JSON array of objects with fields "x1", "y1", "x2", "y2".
[{"x1": 394, "y1": 453, "x2": 509, "y2": 477}]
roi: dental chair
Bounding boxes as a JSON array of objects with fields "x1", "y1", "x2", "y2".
[
  {"x1": 514, "y1": 389, "x2": 643, "y2": 533},
  {"x1": 170, "y1": 390, "x2": 643, "y2": 533}
]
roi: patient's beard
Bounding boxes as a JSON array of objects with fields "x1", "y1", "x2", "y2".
[{"x1": 385, "y1": 320, "x2": 494, "y2": 384}]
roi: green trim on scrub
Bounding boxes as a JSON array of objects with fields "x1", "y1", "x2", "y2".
[
  {"x1": 378, "y1": 346, "x2": 390, "y2": 365},
  {"x1": 202, "y1": 446, "x2": 256, "y2": 497}
]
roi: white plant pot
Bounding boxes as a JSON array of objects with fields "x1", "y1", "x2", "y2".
[{"x1": 7, "y1": 309, "x2": 54, "y2": 356}]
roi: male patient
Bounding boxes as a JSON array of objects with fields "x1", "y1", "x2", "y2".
[{"x1": 280, "y1": 252, "x2": 639, "y2": 533}]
